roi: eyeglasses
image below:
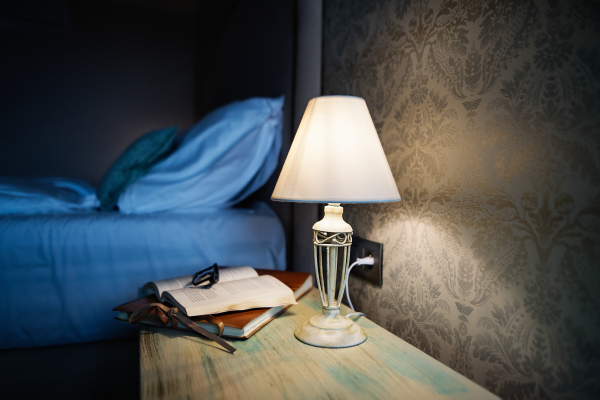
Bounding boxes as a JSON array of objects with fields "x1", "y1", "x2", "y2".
[{"x1": 192, "y1": 263, "x2": 220, "y2": 286}]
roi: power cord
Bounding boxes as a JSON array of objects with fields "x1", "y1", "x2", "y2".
[{"x1": 345, "y1": 255, "x2": 374, "y2": 318}]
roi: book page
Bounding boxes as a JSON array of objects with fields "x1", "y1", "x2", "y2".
[
  {"x1": 219, "y1": 266, "x2": 258, "y2": 282},
  {"x1": 145, "y1": 266, "x2": 258, "y2": 298},
  {"x1": 163, "y1": 275, "x2": 296, "y2": 316}
]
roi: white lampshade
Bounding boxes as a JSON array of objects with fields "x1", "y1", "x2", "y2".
[{"x1": 272, "y1": 96, "x2": 400, "y2": 203}]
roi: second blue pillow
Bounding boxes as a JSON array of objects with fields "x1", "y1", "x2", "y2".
[{"x1": 97, "y1": 126, "x2": 177, "y2": 211}]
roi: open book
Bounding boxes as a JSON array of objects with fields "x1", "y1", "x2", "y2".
[
  {"x1": 142, "y1": 266, "x2": 297, "y2": 316},
  {"x1": 114, "y1": 269, "x2": 313, "y2": 338}
]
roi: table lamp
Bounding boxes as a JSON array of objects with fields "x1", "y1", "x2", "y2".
[{"x1": 272, "y1": 96, "x2": 401, "y2": 348}]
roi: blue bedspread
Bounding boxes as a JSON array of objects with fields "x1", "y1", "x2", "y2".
[{"x1": 0, "y1": 202, "x2": 285, "y2": 349}]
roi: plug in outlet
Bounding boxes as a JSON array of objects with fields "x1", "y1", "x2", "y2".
[{"x1": 350, "y1": 236, "x2": 383, "y2": 286}]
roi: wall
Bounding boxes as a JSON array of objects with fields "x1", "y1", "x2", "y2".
[
  {"x1": 0, "y1": 0, "x2": 196, "y2": 185},
  {"x1": 323, "y1": 0, "x2": 600, "y2": 398}
]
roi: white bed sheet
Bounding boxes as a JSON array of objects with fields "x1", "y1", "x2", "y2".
[{"x1": 0, "y1": 202, "x2": 285, "y2": 349}]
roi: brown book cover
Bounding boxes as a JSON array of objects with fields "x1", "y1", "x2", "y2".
[{"x1": 113, "y1": 269, "x2": 313, "y2": 338}]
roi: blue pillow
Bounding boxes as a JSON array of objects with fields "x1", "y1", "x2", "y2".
[
  {"x1": 97, "y1": 126, "x2": 177, "y2": 211},
  {"x1": 117, "y1": 97, "x2": 283, "y2": 213}
]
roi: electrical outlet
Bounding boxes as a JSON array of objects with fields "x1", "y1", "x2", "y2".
[{"x1": 350, "y1": 236, "x2": 383, "y2": 286}]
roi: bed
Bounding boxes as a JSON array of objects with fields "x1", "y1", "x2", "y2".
[
  {"x1": 0, "y1": 202, "x2": 284, "y2": 349},
  {"x1": 0, "y1": 0, "x2": 299, "y2": 350},
  {"x1": 0, "y1": 96, "x2": 288, "y2": 349}
]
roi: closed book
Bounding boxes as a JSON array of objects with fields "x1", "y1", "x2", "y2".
[{"x1": 113, "y1": 269, "x2": 313, "y2": 339}]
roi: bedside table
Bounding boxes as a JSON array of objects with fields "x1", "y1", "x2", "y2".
[{"x1": 140, "y1": 288, "x2": 498, "y2": 399}]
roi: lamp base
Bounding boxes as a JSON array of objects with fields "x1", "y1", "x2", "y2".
[{"x1": 294, "y1": 313, "x2": 367, "y2": 348}]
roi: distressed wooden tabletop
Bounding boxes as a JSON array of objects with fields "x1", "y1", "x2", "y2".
[{"x1": 140, "y1": 288, "x2": 499, "y2": 400}]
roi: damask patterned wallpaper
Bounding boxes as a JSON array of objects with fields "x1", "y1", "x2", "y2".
[{"x1": 322, "y1": 1, "x2": 600, "y2": 398}]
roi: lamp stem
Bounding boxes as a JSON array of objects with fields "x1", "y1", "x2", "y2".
[{"x1": 294, "y1": 203, "x2": 367, "y2": 347}]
